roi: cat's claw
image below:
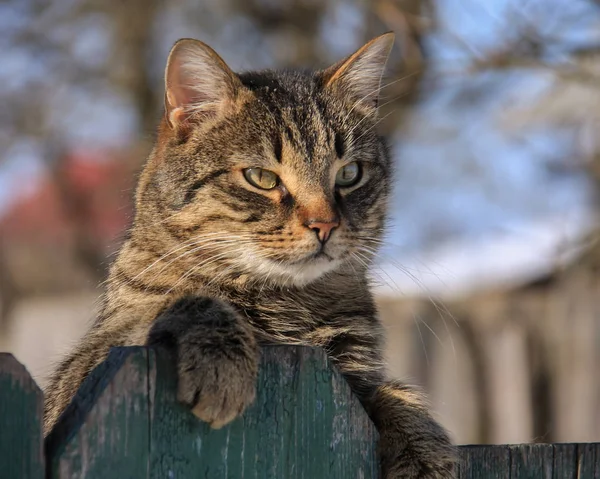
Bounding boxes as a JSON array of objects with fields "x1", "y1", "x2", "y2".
[{"x1": 176, "y1": 350, "x2": 257, "y2": 428}]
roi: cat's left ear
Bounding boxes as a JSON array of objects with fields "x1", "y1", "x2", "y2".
[
  {"x1": 164, "y1": 38, "x2": 244, "y2": 131},
  {"x1": 321, "y1": 32, "x2": 395, "y2": 114}
]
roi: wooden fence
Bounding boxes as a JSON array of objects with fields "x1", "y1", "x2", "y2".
[{"x1": 1, "y1": 346, "x2": 598, "y2": 478}]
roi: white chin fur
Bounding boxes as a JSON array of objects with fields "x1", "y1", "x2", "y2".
[{"x1": 238, "y1": 250, "x2": 340, "y2": 287}]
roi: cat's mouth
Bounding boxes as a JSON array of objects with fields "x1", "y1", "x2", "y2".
[
  {"x1": 253, "y1": 246, "x2": 342, "y2": 287},
  {"x1": 289, "y1": 249, "x2": 334, "y2": 265},
  {"x1": 308, "y1": 250, "x2": 334, "y2": 261}
]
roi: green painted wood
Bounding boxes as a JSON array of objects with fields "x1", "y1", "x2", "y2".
[
  {"x1": 41, "y1": 344, "x2": 600, "y2": 479},
  {"x1": 458, "y1": 443, "x2": 600, "y2": 478},
  {"x1": 553, "y1": 444, "x2": 577, "y2": 479},
  {"x1": 576, "y1": 443, "x2": 600, "y2": 479},
  {"x1": 45, "y1": 345, "x2": 378, "y2": 478},
  {"x1": 0, "y1": 353, "x2": 44, "y2": 479},
  {"x1": 509, "y1": 443, "x2": 554, "y2": 478},
  {"x1": 458, "y1": 445, "x2": 510, "y2": 478},
  {"x1": 45, "y1": 347, "x2": 151, "y2": 478},
  {"x1": 148, "y1": 346, "x2": 379, "y2": 479}
]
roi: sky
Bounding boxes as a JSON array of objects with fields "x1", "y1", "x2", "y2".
[{"x1": 374, "y1": 0, "x2": 599, "y2": 295}]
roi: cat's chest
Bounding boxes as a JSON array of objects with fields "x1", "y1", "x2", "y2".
[{"x1": 226, "y1": 289, "x2": 332, "y2": 342}]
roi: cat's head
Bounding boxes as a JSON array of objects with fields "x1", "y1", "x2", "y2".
[{"x1": 136, "y1": 34, "x2": 394, "y2": 288}]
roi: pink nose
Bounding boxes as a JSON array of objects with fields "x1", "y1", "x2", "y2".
[{"x1": 307, "y1": 220, "x2": 340, "y2": 244}]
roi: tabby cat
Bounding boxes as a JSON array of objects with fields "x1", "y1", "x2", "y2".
[{"x1": 44, "y1": 33, "x2": 456, "y2": 477}]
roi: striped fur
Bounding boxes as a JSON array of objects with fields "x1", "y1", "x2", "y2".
[{"x1": 44, "y1": 34, "x2": 456, "y2": 477}]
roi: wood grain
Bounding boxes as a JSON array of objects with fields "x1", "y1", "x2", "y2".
[
  {"x1": 0, "y1": 353, "x2": 44, "y2": 479},
  {"x1": 35, "y1": 346, "x2": 600, "y2": 478},
  {"x1": 458, "y1": 442, "x2": 600, "y2": 478},
  {"x1": 45, "y1": 347, "x2": 151, "y2": 478},
  {"x1": 45, "y1": 346, "x2": 379, "y2": 478}
]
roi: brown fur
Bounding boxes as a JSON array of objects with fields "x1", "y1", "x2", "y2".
[{"x1": 44, "y1": 34, "x2": 456, "y2": 477}]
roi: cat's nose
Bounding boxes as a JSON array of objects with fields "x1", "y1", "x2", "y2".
[{"x1": 307, "y1": 219, "x2": 340, "y2": 244}]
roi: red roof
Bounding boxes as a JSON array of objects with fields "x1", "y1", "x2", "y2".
[{"x1": 0, "y1": 149, "x2": 135, "y2": 247}]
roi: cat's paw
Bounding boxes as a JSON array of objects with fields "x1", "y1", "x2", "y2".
[
  {"x1": 372, "y1": 380, "x2": 457, "y2": 478},
  {"x1": 382, "y1": 435, "x2": 457, "y2": 479},
  {"x1": 148, "y1": 296, "x2": 259, "y2": 429},
  {"x1": 176, "y1": 337, "x2": 258, "y2": 429}
]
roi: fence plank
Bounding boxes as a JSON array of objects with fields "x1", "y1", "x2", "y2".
[
  {"x1": 148, "y1": 346, "x2": 378, "y2": 478},
  {"x1": 45, "y1": 346, "x2": 379, "y2": 478},
  {"x1": 0, "y1": 353, "x2": 44, "y2": 479},
  {"x1": 39, "y1": 345, "x2": 600, "y2": 478},
  {"x1": 577, "y1": 443, "x2": 600, "y2": 479},
  {"x1": 459, "y1": 444, "x2": 510, "y2": 478},
  {"x1": 509, "y1": 443, "x2": 554, "y2": 478},
  {"x1": 553, "y1": 444, "x2": 578, "y2": 479},
  {"x1": 45, "y1": 347, "x2": 151, "y2": 478},
  {"x1": 459, "y1": 443, "x2": 600, "y2": 478}
]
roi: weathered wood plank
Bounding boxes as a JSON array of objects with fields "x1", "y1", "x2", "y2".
[
  {"x1": 459, "y1": 444, "x2": 510, "y2": 478},
  {"x1": 40, "y1": 344, "x2": 600, "y2": 479},
  {"x1": 0, "y1": 353, "x2": 44, "y2": 479},
  {"x1": 458, "y1": 443, "x2": 600, "y2": 478},
  {"x1": 577, "y1": 443, "x2": 600, "y2": 479},
  {"x1": 509, "y1": 443, "x2": 553, "y2": 478},
  {"x1": 45, "y1": 347, "x2": 151, "y2": 478},
  {"x1": 148, "y1": 346, "x2": 379, "y2": 478},
  {"x1": 553, "y1": 444, "x2": 577, "y2": 479},
  {"x1": 45, "y1": 346, "x2": 378, "y2": 478}
]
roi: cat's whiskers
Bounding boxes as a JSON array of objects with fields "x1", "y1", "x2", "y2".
[
  {"x1": 356, "y1": 243, "x2": 458, "y2": 367},
  {"x1": 413, "y1": 311, "x2": 431, "y2": 367},
  {"x1": 258, "y1": 257, "x2": 278, "y2": 293},
  {"x1": 126, "y1": 233, "x2": 240, "y2": 282},
  {"x1": 348, "y1": 250, "x2": 370, "y2": 271},
  {"x1": 343, "y1": 87, "x2": 413, "y2": 152},
  {"x1": 150, "y1": 237, "x2": 253, "y2": 279},
  {"x1": 348, "y1": 109, "x2": 396, "y2": 147},
  {"x1": 347, "y1": 252, "x2": 376, "y2": 286},
  {"x1": 358, "y1": 242, "x2": 458, "y2": 323},
  {"x1": 358, "y1": 236, "x2": 456, "y2": 284},
  {"x1": 358, "y1": 240, "x2": 459, "y2": 325},
  {"x1": 352, "y1": 246, "x2": 448, "y2": 364},
  {"x1": 352, "y1": 250, "x2": 395, "y2": 290},
  {"x1": 356, "y1": 248, "x2": 400, "y2": 289},
  {"x1": 341, "y1": 72, "x2": 419, "y2": 125},
  {"x1": 202, "y1": 251, "x2": 254, "y2": 290},
  {"x1": 167, "y1": 244, "x2": 256, "y2": 294},
  {"x1": 203, "y1": 245, "x2": 283, "y2": 291},
  {"x1": 343, "y1": 90, "x2": 412, "y2": 150},
  {"x1": 125, "y1": 232, "x2": 256, "y2": 287},
  {"x1": 342, "y1": 250, "x2": 362, "y2": 278}
]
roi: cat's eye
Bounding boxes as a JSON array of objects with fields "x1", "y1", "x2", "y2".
[
  {"x1": 335, "y1": 162, "x2": 361, "y2": 187},
  {"x1": 243, "y1": 167, "x2": 279, "y2": 190}
]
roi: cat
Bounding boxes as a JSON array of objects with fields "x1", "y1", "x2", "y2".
[{"x1": 43, "y1": 33, "x2": 456, "y2": 477}]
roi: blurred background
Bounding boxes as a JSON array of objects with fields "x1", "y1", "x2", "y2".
[{"x1": 1, "y1": 0, "x2": 599, "y2": 445}]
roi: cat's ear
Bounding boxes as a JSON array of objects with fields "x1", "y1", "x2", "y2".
[
  {"x1": 321, "y1": 32, "x2": 394, "y2": 114},
  {"x1": 164, "y1": 38, "x2": 243, "y2": 130}
]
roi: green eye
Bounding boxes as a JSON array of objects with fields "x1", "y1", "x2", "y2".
[
  {"x1": 243, "y1": 167, "x2": 279, "y2": 190},
  {"x1": 335, "y1": 162, "x2": 361, "y2": 187}
]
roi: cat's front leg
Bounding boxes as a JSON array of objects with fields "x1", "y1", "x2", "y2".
[
  {"x1": 323, "y1": 321, "x2": 457, "y2": 478},
  {"x1": 147, "y1": 296, "x2": 259, "y2": 429},
  {"x1": 369, "y1": 380, "x2": 456, "y2": 478}
]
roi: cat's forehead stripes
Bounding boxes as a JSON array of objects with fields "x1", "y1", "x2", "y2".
[{"x1": 239, "y1": 71, "x2": 333, "y2": 167}]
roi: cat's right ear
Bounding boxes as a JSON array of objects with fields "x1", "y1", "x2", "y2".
[
  {"x1": 164, "y1": 39, "x2": 243, "y2": 131},
  {"x1": 320, "y1": 33, "x2": 394, "y2": 115}
]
